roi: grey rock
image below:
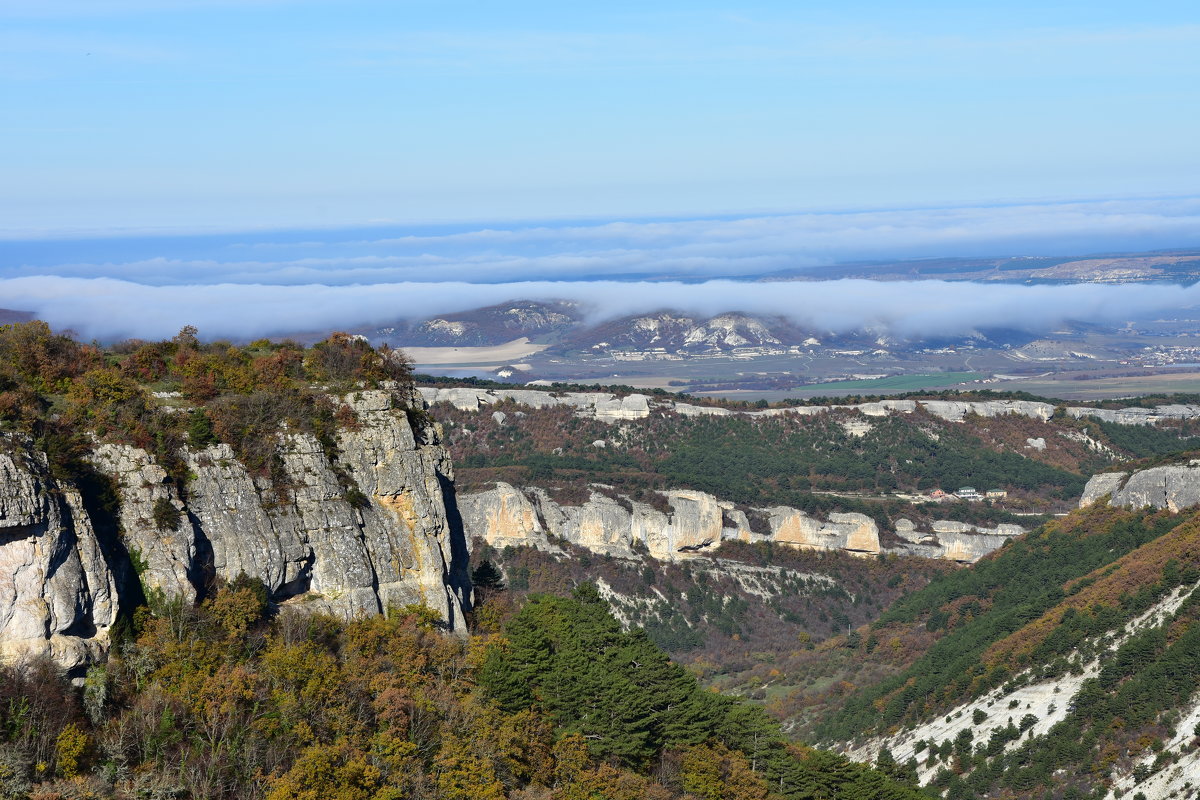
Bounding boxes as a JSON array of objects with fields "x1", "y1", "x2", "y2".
[
  {"x1": 0, "y1": 443, "x2": 118, "y2": 672},
  {"x1": 422, "y1": 386, "x2": 1198, "y2": 431},
  {"x1": 1064, "y1": 404, "x2": 1200, "y2": 426},
  {"x1": 1092, "y1": 464, "x2": 1200, "y2": 512},
  {"x1": 91, "y1": 443, "x2": 197, "y2": 604},
  {"x1": 840, "y1": 419, "x2": 874, "y2": 437},
  {"x1": 919, "y1": 399, "x2": 1056, "y2": 423},
  {"x1": 462, "y1": 484, "x2": 730, "y2": 560},
  {"x1": 2, "y1": 387, "x2": 472, "y2": 671},
  {"x1": 459, "y1": 482, "x2": 555, "y2": 552},
  {"x1": 891, "y1": 517, "x2": 1022, "y2": 562},
  {"x1": 594, "y1": 394, "x2": 651, "y2": 421},
  {"x1": 768, "y1": 508, "x2": 881, "y2": 555},
  {"x1": 673, "y1": 403, "x2": 734, "y2": 417},
  {"x1": 459, "y1": 481, "x2": 1024, "y2": 565},
  {"x1": 1079, "y1": 472, "x2": 1128, "y2": 508},
  {"x1": 1066, "y1": 407, "x2": 1157, "y2": 425}
]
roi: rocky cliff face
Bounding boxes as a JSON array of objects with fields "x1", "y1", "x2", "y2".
[
  {"x1": 0, "y1": 443, "x2": 119, "y2": 673},
  {"x1": 1079, "y1": 460, "x2": 1200, "y2": 512},
  {"x1": 461, "y1": 482, "x2": 1021, "y2": 564},
  {"x1": 458, "y1": 485, "x2": 729, "y2": 560},
  {"x1": 0, "y1": 390, "x2": 471, "y2": 672},
  {"x1": 420, "y1": 386, "x2": 1200, "y2": 428}
]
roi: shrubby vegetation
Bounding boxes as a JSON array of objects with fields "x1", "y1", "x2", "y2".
[
  {"x1": 0, "y1": 321, "x2": 414, "y2": 490},
  {"x1": 437, "y1": 399, "x2": 1135, "y2": 524},
  {"x1": 818, "y1": 505, "x2": 1184, "y2": 740},
  {"x1": 0, "y1": 576, "x2": 925, "y2": 800},
  {"x1": 1088, "y1": 418, "x2": 1200, "y2": 459},
  {"x1": 653, "y1": 413, "x2": 1087, "y2": 504},
  {"x1": 888, "y1": 564, "x2": 1200, "y2": 800},
  {"x1": 471, "y1": 536, "x2": 954, "y2": 725}
]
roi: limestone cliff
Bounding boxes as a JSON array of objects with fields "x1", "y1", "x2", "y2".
[
  {"x1": 421, "y1": 386, "x2": 1198, "y2": 429},
  {"x1": 461, "y1": 482, "x2": 1020, "y2": 564},
  {"x1": 0, "y1": 389, "x2": 471, "y2": 671},
  {"x1": 0, "y1": 442, "x2": 119, "y2": 673},
  {"x1": 768, "y1": 508, "x2": 881, "y2": 555},
  {"x1": 1080, "y1": 460, "x2": 1200, "y2": 512}
]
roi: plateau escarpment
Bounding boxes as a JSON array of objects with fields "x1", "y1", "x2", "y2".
[
  {"x1": 420, "y1": 385, "x2": 1200, "y2": 427},
  {"x1": 460, "y1": 481, "x2": 1022, "y2": 563},
  {"x1": 1080, "y1": 460, "x2": 1200, "y2": 512},
  {"x1": 0, "y1": 389, "x2": 471, "y2": 671}
]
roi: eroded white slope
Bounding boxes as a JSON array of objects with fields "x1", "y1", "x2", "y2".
[{"x1": 844, "y1": 579, "x2": 1200, "y2": 788}]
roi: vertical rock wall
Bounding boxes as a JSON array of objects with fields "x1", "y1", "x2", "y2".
[
  {"x1": 0, "y1": 389, "x2": 473, "y2": 671},
  {"x1": 461, "y1": 482, "x2": 1022, "y2": 564},
  {"x1": 0, "y1": 445, "x2": 119, "y2": 673}
]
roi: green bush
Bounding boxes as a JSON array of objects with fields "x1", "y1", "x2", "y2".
[{"x1": 152, "y1": 497, "x2": 182, "y2": 531}]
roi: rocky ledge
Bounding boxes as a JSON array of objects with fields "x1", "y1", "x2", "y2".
[
  {"x1": 460, "y1": 482, "x2": 1023, "y2": 564},
  {"x1": 1080, "y1": 460, "x2": 1200, "y2": 512},
  {"x1": 419, "y1": 386, "x2": 1200, "y2": 428},
  {"x1": 0, "y1": 446, "x2": 119, "y2": 673}
]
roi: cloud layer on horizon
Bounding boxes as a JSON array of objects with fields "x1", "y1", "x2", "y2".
[
  {"x1": 4, "y1": 197, "x2": 1200, "y2": 287},
  {"x1": 5, "y1": 275, "x2": 1200, "y2": 343},
  {"x1": 2, "y1": 197, "x2": 1198, "y2": 343}
]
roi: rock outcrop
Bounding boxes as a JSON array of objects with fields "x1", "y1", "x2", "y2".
[
  {"x1": 461, "y1": 485, "x2": 731, "y2": 561},
  {"x1": 421, "y1": 385, "x2": 1200, "y2": 429},
  {"x1": 1080, "y1": 461, "x2": 1200, "y2": 512},
  {"x1": 1065, "y1": 404, "x2": 1200, "y2": 426},
  {"x1": 892, "y1": 519, "x2": 1024, "y2": 562},
  {"x1": 0, "y1": 443, "x2": 119, "y2": 673},
  {"x1": 769, "y1": 509, "x2": 881, "y2": 555},
  {"x1": 461, "y1": 482, "x2": 1021, "y2": 564},
  {"x1": 1, "y1": 389, "x2": 472, "y2": 671}
]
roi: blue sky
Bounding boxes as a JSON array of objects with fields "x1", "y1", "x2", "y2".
[
  {"x1": 4, "y1": 1, "x2": 1200, "y2": 341},
  {"x1": 4, "y1": 0, "x2": 1200, "y2": 235}
]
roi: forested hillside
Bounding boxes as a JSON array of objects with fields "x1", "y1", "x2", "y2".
[
  {"x1": 433, "y1": 393, "x2": 1200, "y2": 525},
  {"x1": 469, "y1": 537, "x2": 954, "y2": 717},
  {"x1": 811, "y1": 500, "x2": 1200, "y2": 799},
  {"x1": 0, "y1": 320, "x2": 927, "y2": 799},
  {"x1": 0, "y1": 577, "x2": 925, "y2": 799}
]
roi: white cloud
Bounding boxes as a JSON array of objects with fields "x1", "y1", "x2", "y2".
[
  {"x1": 3, "y1": 275, "x2": 1198, "y2": 343},
  {"x1": 2, "y1": 197, "x2": 1197, "y2": 342},
  {"x1": 8, "y1": 197, "x2": 1200, "y2": 286}
]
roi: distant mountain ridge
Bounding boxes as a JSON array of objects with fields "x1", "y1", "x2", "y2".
[
  {"x1": 366, "y1": 299, "x2": 1044, "y2": 355},
  {"x1": 360, "y1": 299, "x2": 581, "y2": 346}
]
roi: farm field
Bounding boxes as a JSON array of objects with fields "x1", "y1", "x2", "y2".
[{"x1": 400, "y1": 337, "x2": 549, "y2": 366}]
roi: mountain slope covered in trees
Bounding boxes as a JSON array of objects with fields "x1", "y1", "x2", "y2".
[
  {"x1": 811, "y1": 499, "x2": 1200, "y2": 799},
  {"x1": 433, "y1": 391, "x2": 1200, "y2": 527},
  {"x1": 0, "y1": 577, "x2": 926, "y2": 799}
]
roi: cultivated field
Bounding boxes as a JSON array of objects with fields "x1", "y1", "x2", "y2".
[{"x1": 399, "y1": 337, "x2": 550, "y2": 366}]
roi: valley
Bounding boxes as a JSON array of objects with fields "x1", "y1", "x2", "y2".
[
  {"x1": 10, "y1": 1, "x2": 1200, "y2": 797},
  {"x1": 4, "y1": 320, "x2": 1200, "y2": 799},
  {"x1": 358, "y1": 290, "x2": 1200, "y2": 402}
]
